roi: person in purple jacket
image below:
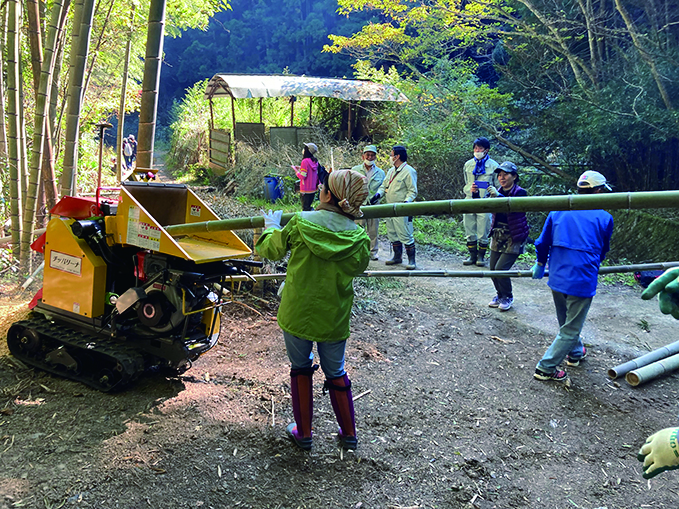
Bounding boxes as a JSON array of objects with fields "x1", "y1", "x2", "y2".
[
  {"x1": 487, "y1": 162, "x2": 530, "y2": 312},
  {"x1": 531, "y1": 171, "x2": 614, "y2": 383}
]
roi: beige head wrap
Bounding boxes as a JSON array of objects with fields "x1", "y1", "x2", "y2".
[{"x1": 327, "y1": 170, "x2": 369, "y2": 218}]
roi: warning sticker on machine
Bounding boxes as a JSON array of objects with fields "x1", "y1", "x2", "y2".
[
  {"x1": 190, "y1": 205, "x2": 201, "y2": 217},
  {"x1": 126, "y1": 205, "x2": 161, "y2": 250},
  {"x1": 50, "y1": 250, "x2": 82, "y2": 276}
]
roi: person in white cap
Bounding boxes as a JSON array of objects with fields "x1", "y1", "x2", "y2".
[
  {"x1": 531, "y1": 170, "x2": 614, "y2": 383},
  {"x1": 352, "y1": 144, "x2": 385, "y2": 260},
  {"x1": 293, "y1": 142, "x2": 320, "y2": 211}
]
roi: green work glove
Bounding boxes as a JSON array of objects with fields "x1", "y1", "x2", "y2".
[
  {"x1": 641, "y1": 267, "x2": 679, "y2": 320},
  {"x1": 638, "y1": 427, "x2": 679, "y2": 479}
]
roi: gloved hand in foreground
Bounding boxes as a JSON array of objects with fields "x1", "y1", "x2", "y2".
[
  {"x1": 641, "y1": 267, "x2": 679, "y2": 319},
  {"x1": 487, "y1": 185, "x2": 499, "y2": 198},
  {"x1": 531, "y1": 263, "x2": 545, "y2": 280},
  {"x1": 638, "y1": 427, "x2": 679, "y2": 479},
  {"x1": 369, "y1": 193, "x2": 381, "y2": 205},
  {"x1": 261, "y1": 209, "x2": 283, "y2": 230}
]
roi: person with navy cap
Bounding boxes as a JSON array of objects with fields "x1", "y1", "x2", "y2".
[{"x1": 487, "y1": 161, "x2": 529, "y2": 312}]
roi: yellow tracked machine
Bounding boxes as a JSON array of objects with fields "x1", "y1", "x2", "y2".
[{"x1": 7, "y1": 182, "x2": 258, "y2": 391}]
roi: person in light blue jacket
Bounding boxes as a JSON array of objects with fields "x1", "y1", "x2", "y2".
[{"x1": 531, "y1": 171, "x2": 614, "y2": 383}]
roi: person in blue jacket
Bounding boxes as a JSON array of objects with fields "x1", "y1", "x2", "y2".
[{"x1": 531, "y1": 171, "x2": 614, "y2": 383}]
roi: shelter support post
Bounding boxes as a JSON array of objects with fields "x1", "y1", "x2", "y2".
[
  {"x1": 347, "y1": 102, "x2": 352, "y2": 141},
  {"x1": 209, "y1": 98, "x2": 214, "y2": 132},
  {"x1": 259, "y1": 98, "x2": 263, "y2": 123},
  {"x1": 309, "y1": 97, "x2": 312, "y2": 125},
  {"x1": 290, "y1": 96, "x2": 296, "y2": 127}
]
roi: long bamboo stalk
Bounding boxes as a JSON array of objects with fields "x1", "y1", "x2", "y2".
[
  {"x1": 206, "y1": 262, "x2": 679, "y2": 283},
  {"x1": 164, "y1": 190, "x2": 679, "y2": 236}
]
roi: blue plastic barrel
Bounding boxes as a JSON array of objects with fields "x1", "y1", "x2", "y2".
[{"x1": 264, "y1": 176, "x2": 284, "y2": 203}]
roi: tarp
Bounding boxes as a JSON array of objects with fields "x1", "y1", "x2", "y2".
[{"x1": 204, "y1": 74, "x2": 408, "y2": 102}]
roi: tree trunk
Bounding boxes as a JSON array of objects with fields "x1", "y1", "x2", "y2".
[
  {"x1": 58, "y1": 0, "x2": 90, "y2": 196},
  {"x1": 25, "y1": 0, "x2": 42, "y2": 95},
  {"x1": 25, "y1": 0, "x2": 68, "y2": 244},
  {"x1": 0, "y1": 8, "x2": 10, "y2": 175},
  {"x1": 7, "y1": 0, "x2": 22, "y2": 260},
  {"x1": 137, "y1": 0, "x2": 167, "y2": 171},
  {"x1": 117, "y1": 4, "x2": 136, "y2": 181}
]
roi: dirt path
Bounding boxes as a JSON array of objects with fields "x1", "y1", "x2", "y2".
[{"x1": 2, "y1": 198, "x2": 679, "y2": 507}]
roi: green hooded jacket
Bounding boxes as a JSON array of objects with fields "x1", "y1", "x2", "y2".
[{"x1": 255, "y1": 211, "x2": 370, "y2": 342}]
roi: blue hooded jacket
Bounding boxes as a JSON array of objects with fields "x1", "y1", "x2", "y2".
[{"x1": 535, "y1": 209, "x2": 614, "y2": 298}]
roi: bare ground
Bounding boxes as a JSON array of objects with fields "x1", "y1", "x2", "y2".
[{"x1": 1, "y1": 239, "x2": 679, "y2": 509}]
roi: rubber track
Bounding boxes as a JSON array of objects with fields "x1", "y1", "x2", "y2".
[{"x1": 8, "y1": 317, "x2": 145, "y2": 392}]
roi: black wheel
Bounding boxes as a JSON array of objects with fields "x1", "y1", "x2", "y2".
[{"x1": 7, "y1": 324, "x2": 42, "y2": 356}]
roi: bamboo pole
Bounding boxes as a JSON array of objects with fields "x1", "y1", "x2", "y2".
[
  {"x1": 608, "y1": 339, "x2": 679, "y2": 379},
  {"x1": 208, "y1": 262, "x2": 679, "y2": 283},
  {"x1": 625, "y1": 353, "x2": 679, "y2": 386},
  {"x1": 164, "y1": 190, "x2": 679, "y2": 237}
]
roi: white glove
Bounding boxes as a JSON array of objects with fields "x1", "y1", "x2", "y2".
[
  {"x1": 261, "y1": 209, "x2": 282, "y2": 230},
  {"x1": 487, "y1": 185, "x2": 499, "y2": 197},
  {"x1": 638, "y1": 427, "x2": 679, "y2": 479}
]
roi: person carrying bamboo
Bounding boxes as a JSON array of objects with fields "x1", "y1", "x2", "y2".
[
  {"x1": 256, "y1": 170, "x2": 370, "y2": 451},
  {"x1": 532, "y1": 171, "x2": 614, "y2": 383}
]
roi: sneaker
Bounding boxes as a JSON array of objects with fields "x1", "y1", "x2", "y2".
[
  {"x1": 498, "y1": 296, "x2": 514, "y2": 311},
  {"x1": 286, "y1": 423, "x2": 312, "y2": 450},
  {"x1": 534, "y1": 368, "x2": 569, "y2": 382},
  {"x1": 370, "y1": 254, "x2": 379, "y2": 261},
  {"x1": 566, "y1": 346, "x2": 588, "y2": 367},
  {"x1": 488, "y1": 295, "x2": 500, "y2": 308}
]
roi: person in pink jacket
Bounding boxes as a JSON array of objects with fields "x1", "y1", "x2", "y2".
[{"x1": 293, "y1": 142, "x2": 320, "y2": 211}]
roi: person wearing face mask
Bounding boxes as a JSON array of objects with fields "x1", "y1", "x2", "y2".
[
  {"x1": 352, "y1": 145, "x2": 385, "y2": 260},
  {"x1": 369, "y1": 145, "x2": 418, "y2": 269},
  {"x1": 462, "y1": 137, "x2": 500, "y2": 267}
]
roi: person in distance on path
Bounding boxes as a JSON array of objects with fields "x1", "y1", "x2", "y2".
[
  {"x1": 487, "y1": 162, "x2": 529, "y2": 312},
  {"x1": 461, "y1": 137, "x2": 500, "y2": 267},
  {"x1": 532, "y1": 170, "x2": 614, "y2": 383},
  {"x1": 369, "y1": 145, "x2": 418, "y2": 269},
  {"x1": 352, "y1": 144, "x2": 385, "y2": 261}
]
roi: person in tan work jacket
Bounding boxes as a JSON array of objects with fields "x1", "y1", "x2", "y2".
[
  {"x1": 369, "y1": 145, "x2": 418, "y2": 269},
  {"x1": 462, "y1": 137, "x2": 500, "y2": 267}
]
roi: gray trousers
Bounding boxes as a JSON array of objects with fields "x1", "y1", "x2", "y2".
[
  {"x1": 385, "y1": 216, "x2": 414, "y2": 245},
  {"x1": 489, "y1": 250, "x2": 519, "y2": 298},
  {"x1": 358, "y1": 217, "x2": 379, "y2": 256},
  {"x1": 463, "y1": 213, "x2": 491, "y2": 244}
]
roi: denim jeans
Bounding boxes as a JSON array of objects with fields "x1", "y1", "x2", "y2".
[
  {"x1": 536, "y1": 291, "x2": 592, "y2": 373},
  {"x1": 284, "y1": 331, "x2": 347, "y2": 379}
]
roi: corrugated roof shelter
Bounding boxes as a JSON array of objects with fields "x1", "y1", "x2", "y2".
[
  {"x1": 204, "y1": 74, "x2": 408, "y2": 175},
  {"x1": 204, "y1": 74, "x2": 408, "y2": 102}
]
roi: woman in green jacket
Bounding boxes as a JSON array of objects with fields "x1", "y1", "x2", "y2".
[{"x1": 256, "y1": 170, "x2": 370, "y2": 451}]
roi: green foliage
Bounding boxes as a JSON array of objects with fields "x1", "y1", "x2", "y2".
[
  {"x1": 412, "y1": 216, "x2": 466, "y2": 254},
  {"x1": 351, "y1": 59, "x2": 514, "y2": 200}
]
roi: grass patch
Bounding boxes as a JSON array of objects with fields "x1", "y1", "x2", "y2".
[{"x1": 412, "y1": 216, "x2": 466, "y2": 254}]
